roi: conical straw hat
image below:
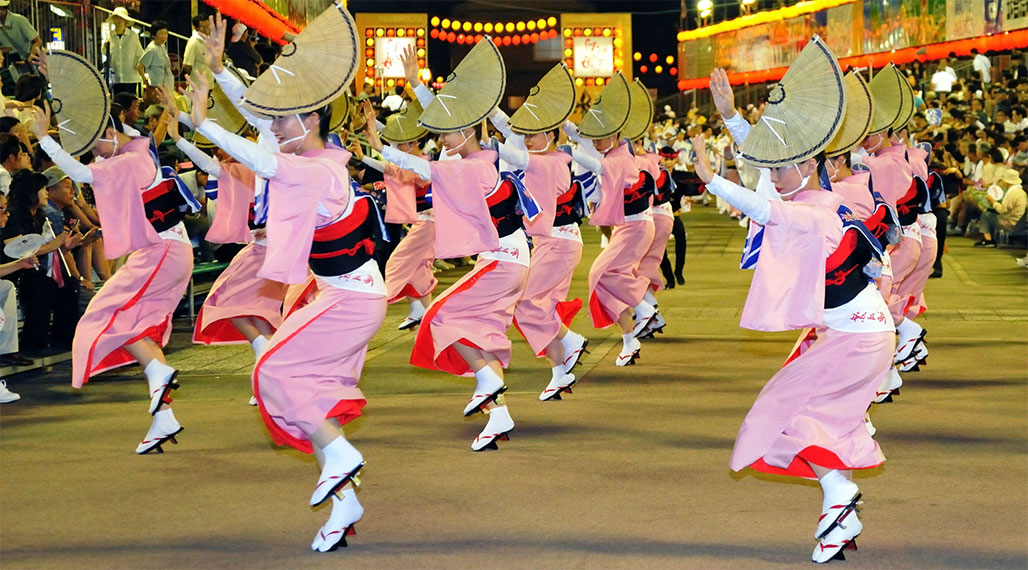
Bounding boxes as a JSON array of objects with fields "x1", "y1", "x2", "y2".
[
  {"x1": 825, "y1": 71, "x2": 874, "y2": 158},
  {"x1": 738, "y1": 35, "x2": 845, "y2": 167},
  {"x1": 508, "y1": 63, "x2": 576, "y2": 135},
  {"x1": 622, "y1": 78, "x2": 654, "y2": 142},
  {"x1": 328, "y1": 92, "x2": 351, "y2": 133},
  {"x1": 892, "y1": 66, "x2": 915, "y2": 130},
  {"x1": 241, "y1": 1, "x2": 358, "y2": 117},
  {"x1": 868, "y1": 63, "x2": 903, "y2": 134},
  {"x1": 382, "y1": 99, "x2": 428, "y2": 144},
  {"x1": 419, "y1": 38, "x2": 506, "y2": 133},
  {"x1": 577, "y1": 71, "x2": 631, "y2": 139},
  {"x1": 46, "y1": 50, "x2": 110, "y2": 157}
]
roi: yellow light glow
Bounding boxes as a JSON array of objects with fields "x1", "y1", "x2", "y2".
[
  {"x1": 666, "y1": 55, "x2": 674, "y2": 64},
  {"x1": 563, "y1": 28, "x2": 572, "y2": 37},
  {"x1": 516, "y1": 21, "x2": 526, "y2": 32},
  {"x1": 505, "y1": 22, "x2": 515, "y2": 33},
  {"x1": 431, "y1": 16, "x2": 440, "y2": 27},
  {"x1": 474, "y1": 22, "x2": 483, "y2": 32},
  {"x1": 583, "y1": 28, "x2": 592, "y2": 36},
  {"x1": 547, "y1": 17, "x2": 557, "y2": 26},
  {"x1": 484, "y1": 23, "x2": 493, "y2": 33},
  {"x1": 564, "y1": 48, "x2": 573, "y2": 57},
  {"x1": 375, "y1": 28, "x2": 384, "y2": 37},
  {"x1": 575, "y1": 77, "x2": 584, "y2": 86}
]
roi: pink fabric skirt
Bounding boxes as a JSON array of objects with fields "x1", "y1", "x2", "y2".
[
  {"x1": 639, "y1": 214, "x2": 674, "y2": 292},
  {"x1": 411, "y1": 258, "x2": 528, "y2": 376},
  {"x1": 887, "y1": 236, "x2": 922, "y2": 321},
  {"x1": 385, "y1": 220, "x2": 438, "y2": 303},
  {"x1": 193, "y1": 242, "x2": 288, "y2": 345},
  {"x1": 253, "y1": 284, "x2": 386, "y2": 454},
  {"x1": 903, "y1": 235, "x2": 937, "y2": 319},
  {"x1": 730, "y1": 326, "x2": 893, "y2": 479},
  {"x1": 513, "y1": 235, "x2": 583, "y2": 355},
  {"x1": 588, "y1": 219, "x2": 654, "y2": 328},
  {"x1": 72, "y1": 239, "x2": 193, "y2": 388}
]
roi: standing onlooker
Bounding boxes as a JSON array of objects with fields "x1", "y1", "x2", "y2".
[
  {"x1": 931, "y1": 61, "x2": 956, "y2": 93},
  {"x1": 137, "y1": 20, "x2": 174, "y2": 92},
  {"x1": 182, "y1": 16, "x2": 211, "y2": 79},
  {"x1": 0, "y1": 0, "x2": 40, "y2": 94},
  {"x1": 103, "y1": 7, "x2": 144, "y2": 95},
  {"x1": 971, "y1": 48, "x2": 992, "y2": 85},
  {"x1": 224, "y1": 23, "x2": 262, "y2": 78}
]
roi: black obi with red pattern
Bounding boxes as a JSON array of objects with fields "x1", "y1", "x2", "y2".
[
  {"x1": 553, "y1": 179, "x2": 584, "y2": 227},
  {"x1": 142, "y1": 179, "x2": 189, "y2": 233},
  {"x1": 308, "y1": 197, "x2": 378, "y2": 277},
  {"x1": 824, "y1": 226, "x2": 876, "y2": 309},
  {"x1": 624, "y1": 171, "x2": 655, "y2": 216},
  {"x1": 652, "y1": 168, "x2": 673, "y2": 207},
  {"x1": 895, "y1": 177, "x2": 929, "y2": 226},
  {"x1": 487, "y1": 178, "x2": 524, "y2": 238},
  {"x1": 415, "y1": 183, "x2": 432, "y2": 212}
]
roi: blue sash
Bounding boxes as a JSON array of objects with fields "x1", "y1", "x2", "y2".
[{"x1": 502, "y1": 170, "x2": 541, "y2": 221}]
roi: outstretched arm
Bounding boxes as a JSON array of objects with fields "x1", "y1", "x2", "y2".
[
  {"x1": 692, "y1": 135, "x2": 769, "y2": 224},
  {"x1": 187, "y1": 73, "x2": 278, "y2": 179}
]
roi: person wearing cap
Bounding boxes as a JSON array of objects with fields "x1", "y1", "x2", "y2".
[
  {"x1": 488, "y1": 62, "x2": 589, "y2": 402},
  {"x1": 224, "y1": 22, "x2": 262, "y2": 79},
  {"x1": 564, "y1": 73, "x2": 658, "y2": 367},
  {"x1": 188, "y1": 12, "x2": 383, "y2": 551},
  {"x1": 103, "y1": 7, "x2": 144, "y2": 95},
  {"x1": 371, "y1": 40, "x2": 524, "y2": 452},
  {"x1": 977, "y1": 167, "x2": 1026, "y2": 246},
  {"x1": 30, "y1": 49, "x2": 201, "y2": 456},
  {"x1": 351, "y1": 98, "x2": 437, "y2": 331},
  {"x1": 693, "y1": 38, "x2": 894, "y2": 563},
  {"x1": 0, "y1": 0, "x2": 40, "y2": 78},
  {"x1": 137, "y1": 20, "x2": 175, "y2": 93}
]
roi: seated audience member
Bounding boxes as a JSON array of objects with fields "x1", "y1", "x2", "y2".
[
  {"x1": 113, "y1": 92, "x2": 142, "y2": 136},
  {"x1": 43, "y1": 166, "x2": 106, "y2": 285},
  {"x1": 0, "y1": 191, "x2": 38, "y2": 392},
  {"x1": 977, "y1": 168, "x2": 1027, "y2": 246},
  {"x1": 0, "y1": 134, "x2": 30, "y2": 195}
]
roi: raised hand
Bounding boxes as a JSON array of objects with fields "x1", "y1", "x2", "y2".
[
  {"x1": 29, "y1": 48, "x2": 48, "y2": 78},
  {"x1": 400, "y1": 44, "x2": 420, "y2": 86},
  {"x1": 709, "y1": 68, "x2": 736, "y2": 120},
  {"x1": 163, "y1": 111, "x2": 181, "y2": 142},
  {"x1": 690, "y1": 135, "x2": 715, "y2": 183},
  {"x1": 361, "y1": 100, "x2": 383, "y2": 152},
  {"x1": 156, "y1": 84, "x2": 177, "y2": 111},
  {"x1": 202, "y1": 13, "x2": 227, "y2": 73},
  {"x1": 27, "y1": 100, "x2": 52, "y2": 140},
  {"x1": 186, "y1": 73, "x2": 211, "y2": 127}
]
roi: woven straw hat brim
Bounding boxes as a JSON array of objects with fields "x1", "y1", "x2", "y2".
[
  {"x1": 47, "y1": 50, "x2": 110, "y2": 157},
  {"x1": 329, "y1": 92, "x2": 351, "y2": 133},
  {"x1": 382, "y1": 99, "x2": 428, "y2": 144},
  {"x1": 826, "y1": 71, "x2": 874, "y2": 158},
  {"x1": 622, "y1": 78, "x2": 654, "y2": 142},
  {"x1": 419, "y1": 38, "x2": 506, "y2": 133},
  {"x1": 738, "y1": 36, "x2": 845, "y2": 168},
  {"x1": 204, "y1": 65, "x2": 249, "y2": 136},
  {"x1": 577, "y1": 71, "x2": 631, "y2": 139},
  {"x1": 868, "y1": 63, "x2": 903, "y2": 134},
  {"x1": 892, "y1": 67, "x2": 915, "y2": 130},
  {"x1": 241, "y1": 1, "x2": 358, "y2": 117},
  {"x1": 509, "y1": 63, "x2": 576, "y2": 135}
]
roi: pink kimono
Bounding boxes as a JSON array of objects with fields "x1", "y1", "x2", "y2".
[
  {"x1": 382, "y1": 163, "x2": 437, "y2": 303},
  {"x1": 193, "y1": 161, "x2": 288, "y2": 345},
  {"x1": 411, "y1": 150, "x2": 530, "y2": 376},
  {"x1": 635, "y1": 153, "x2": 674, "y2": 292},
  {"x1": 587, "y1": 144, "x2": 654, "y2": 328},
  {"x1": 512, "y1": 151, "x2": 582, "y2": 354},
  {"x1": 865, "y1": 144, "x2": 920, "y2": 321},
  {"x1": 730, "y1": 190, "x2": 892, "y2": 479},
  {"x1": 899, "y1": 147, "x2": 937, "y2": 319},
  {"x1": 831, "y1": 171, "x2": 874, "y2": 220},
  {"x1": 72, "y1": 138, "x2": 194, "y2": 388},
  {"x1": 251, "y1": 147, "x2": 386, "y2": 454}
]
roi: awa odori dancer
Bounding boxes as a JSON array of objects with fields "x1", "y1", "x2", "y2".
[
  {"x1": 370, "y1": 39, "x2": 526, "y2": 451},
  {"x1": 487, "y1": 62, "x2": 590, "y2": 401},
  {"x1": 30, "y1": 50, "x2": 199, "y2": 455},
  {"x1": 189, "y1": 5, "x2": 382, "y2": 552},
  {"x1": 695, "y1": 38, "x2": 895, "y2": 564},
  {"x1": 623, "y1": 78, "x2": 674, "y2": 338},
  {"x1": 565, "y1": 72, "x2": 657, "y2": 367},
  {"x1": 171, "y1": 18, "x2": 289, "y2": 405}
]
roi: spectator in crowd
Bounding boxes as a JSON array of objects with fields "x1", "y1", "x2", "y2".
[
  {"x1": 182, "y1": 15, "x2": 211, "y2": 79},
  {"x1": 113, "y1": 92, "x2": 142, "y2": 136},
  {"x1": 1005, "y1": 106, "x2": 1028, "y2": 133},
  {"x1": 43, "y1": 166, "x2": 105, "y2": 287},
  {"x1": 976, "y1": 168, "x2": 1027, "y2": 246},
  {"x1": 2, "y1": 170, "x2": 81, "y2": 352},
  {"x1": 137, "y1": 19, "x2": 174, "y2": 92},
  {"x1": 225, "y1": 23, "x2": 262, "y2": 78},
  {"x1": 0, "y1": 190, "x2": 39, "y2": 402},
  {"x1": 931, "y1": 61, "x2": 956, "y2": 93},
  {"x1": 12, "y1": 72, "x2": 43, "y2": 125},
  {"x1": 381, "y1": 85, "x2": 406, "y2": 114},
  {"x1": 0, "y1": 133, "x2": 28, "y2": 195},
  {"x1": 176, "y1": 162, "x2": 214, "y2": 262},
  {"x1": 971, "y1": 48, "x2": 992, "y2": 84},
  {"x1": 0, "y1": 0, "x2": 41, "y2": 93},
  {"x1": 103, "y1": 7, "x2": 144, "y2": 95}
]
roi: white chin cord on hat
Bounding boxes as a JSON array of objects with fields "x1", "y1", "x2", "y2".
[
  {"x1": 527, "y1": 133, "x2": 554, "y2": 154},
  {"x1": 443, "y1": 130, "x2": 474, "y2": 157},
  {"x1": 825, "y1": 157, "x2": 839, "y2": 180},
  {"x1": 866, "y1": 132, "x2": 884, "y2": 154},
  {"x1": 278, "y1": 114, "x2": 310, "y2": 149},
  {"x1": 779, "y1": 164, "x2": 809, "y2": 197},
  {"x1": 97, "y1": 137, "x2": 119, "y2": 157},
  {"x1": 595, "y1": 138, "x2": 615, "y2": 154}
]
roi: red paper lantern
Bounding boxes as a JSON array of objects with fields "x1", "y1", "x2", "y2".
[
  {"x1": 512, "y1": 35, "x2": 522, "y2": 45},
  {"x1": 430, "y1": 29, "x2": 439, "y2": 39},
  {"x1": 446, "y1": 31, "x2": 456, "y2": 42},
  {"x1": 502, "y1": 36, "x2": 511, "y2": 46},
  {"x1": 457, "y1": 33, "x2": 466, "y2": 43},
  {"x1": 530, "y1": 32, "x2": 539, "y2": 43}
]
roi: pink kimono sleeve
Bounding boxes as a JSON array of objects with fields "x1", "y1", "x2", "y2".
[
  {"x1": 589, "y1": 146, "x2": 631, "y2": 226},
  {"x1": 428, "y1": 152, "x2": 500, "y2": 258},
  {"x1": 88, "y1": 139, "x2": 161, "y2": 259},
  {"x1": 206, "y1": 162, "x2": 256, "y2": 244},
  {"x1": 522, "y1": 152, "x2": 571, "y2": 237},
  {"x1": 383, "y1": 163, "x2": 419, "y2": 224}
]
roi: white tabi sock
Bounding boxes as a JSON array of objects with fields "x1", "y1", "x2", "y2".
[
  {"x1": 551, "y1": 365, "x2": 564, "y2": 381},
  {"x1": 643, "y1": 290, "x2": 658, "y2": 307},
  {"x1": 896, "y1": 317, "x2": 922, "y2": 339},
  {"x1": 408, "y1": 298, "x2": 426, "y2": 319},
  {"x1": 634, "y1": 300, "x2": 654, "y2": 318},
  {"x1": 473, "y1": 366, "x2": 504, "y2": 392},
  {"x1": 143, "y1": 360, "x2": 175, "y2": 384},
  {"x1": 251, "y1": 335, "x2": 270, "y2": 355},
  {"x1": 622, "y1": 333, "x2": 635, "y2": 348}
]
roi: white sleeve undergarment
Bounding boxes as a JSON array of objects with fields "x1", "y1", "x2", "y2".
[
  {"x1": 38, "y1": 136, "x2": 93, "y2": 184},
  {"x1": 196, "y1": 119, "x2": 277, "y2": 179},
  {"x1": 381, "y1": 145, "x2": 432, "y2": 181},
  {"x1": 175, "y1": 138, "x2": 222, "y2": 177},
  {"x1": 705, "y1": 174, "x2": 770, "y2": 225}
]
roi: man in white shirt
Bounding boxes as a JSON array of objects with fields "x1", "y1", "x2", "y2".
[
  {"x1": 103, "y1": 7, "x2": 144, "y2": 95},
  {"x1": 182, "y1": 15, "x2": 211, "y2": 79},
  {"x1": 380, "y1": 86, "x2": 406, "y2": 113},
  {"x1": 930, "y1": 62, "x2": 955, "y2": 93},
  {"x1": 971, "y1": 48, "x2": 992, "y2": 84}
]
